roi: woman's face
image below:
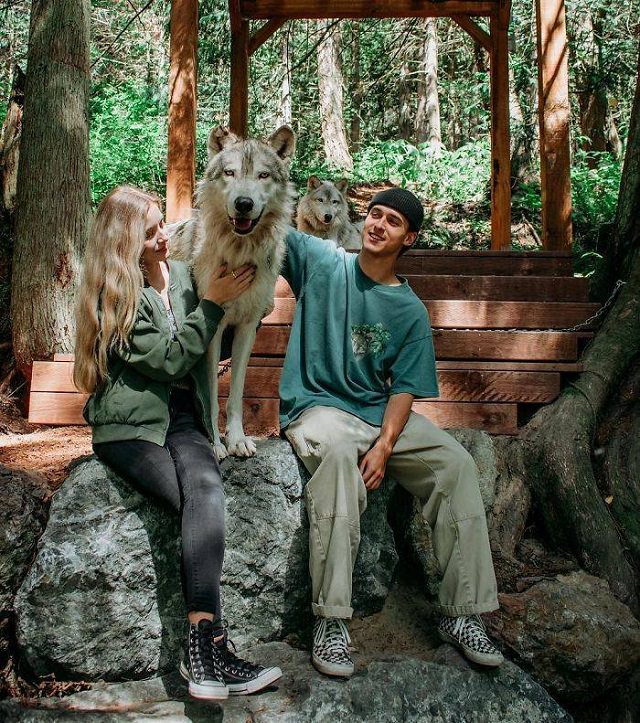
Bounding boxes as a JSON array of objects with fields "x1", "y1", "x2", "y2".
[{"x1": 140, "y1": 204, "x2": 168, "y2": 266}]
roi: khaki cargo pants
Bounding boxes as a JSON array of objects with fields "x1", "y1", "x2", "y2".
[{"x1": 284, "y1": 405, "x2": 499, "y2": 619}]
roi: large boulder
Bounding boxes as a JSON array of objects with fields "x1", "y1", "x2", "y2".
[
  {"x1": 0, "y1": 643, "x2": 573, "y2": 722},
  {"x1": 15, "y1": 440, "x2": 398, "y2": 680},
  {"x1": 487, "y1": 571, "x2": 640, "y2": 701},
  {"x1": 0, "y1": 464, "x2": 49, "y2": 613}
]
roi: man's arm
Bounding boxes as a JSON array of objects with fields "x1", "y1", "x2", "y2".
[{"x1": 358, "y1": 392, "x2": 414, "y2": 491}]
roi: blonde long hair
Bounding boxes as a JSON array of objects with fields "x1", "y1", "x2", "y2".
[{"x1": 74, "y1": 186, "x2": 161, "y2": 393}]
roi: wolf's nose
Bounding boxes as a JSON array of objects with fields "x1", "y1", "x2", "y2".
[
  {"x1": 235, "y1": 197, "x2": 254, "y2": 214},
  {"x1": 324, "y1": 214, "x2": 333, "y2": 223}
]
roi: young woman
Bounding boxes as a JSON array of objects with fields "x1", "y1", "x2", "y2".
[{"x1": 74, "y1": 186, "x2": 282, "y2": 700}]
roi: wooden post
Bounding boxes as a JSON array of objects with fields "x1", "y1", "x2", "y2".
[
  {"x1": 230, "y1": 0, "x2": 249, "y2": 137},
  {"x1": 167, "y1": 0, "x2": 198, "y2": 223},
  {"x1": 536, "y1": 0, "x2": 572, "y2": 250},
  {"x1": 489, "y1": 2, "x2": 511, "y2": 250}
]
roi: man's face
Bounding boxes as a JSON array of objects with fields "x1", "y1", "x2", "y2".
[{"x1": 362, "y1": 204, "x2": 416, "y2": 258}]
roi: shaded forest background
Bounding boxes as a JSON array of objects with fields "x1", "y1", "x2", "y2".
[{"x1": 0, "y1": 0, "x2": 637, "y2": 274}]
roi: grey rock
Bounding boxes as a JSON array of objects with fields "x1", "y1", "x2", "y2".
[
  {"x1": 0, "y1": 464, "x2": 49, "y2": 612},
  {"x1": 15, "y1": 441, "x2": 398, "y2": 679},
  {"x1": 0, "y1": 642, "x2": 572, "y2": 722},
  {"x1": 488, "y1": 570, "x2": 640, "y2": 700}
]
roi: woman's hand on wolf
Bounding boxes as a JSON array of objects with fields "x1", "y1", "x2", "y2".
[{"x1": 204, "y1": 264, "x2": 255, "y2": 305}]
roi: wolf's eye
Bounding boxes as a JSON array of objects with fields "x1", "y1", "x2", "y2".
[
  {"x1": 332, "y1": 200, "x2": 339, "y2": 205},
  {"x1": 258, "y1": 171, "x2": 270, "y2": 179},
  {"x1": 224, "y1": 169, "x2": 235, "y2": 177}
]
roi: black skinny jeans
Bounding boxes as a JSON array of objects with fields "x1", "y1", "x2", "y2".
[{"x1": 93, "y1": 389, "x2": 225, "y2": 616}]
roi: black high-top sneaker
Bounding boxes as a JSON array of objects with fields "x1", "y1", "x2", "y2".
[
  {"x1": 179, "y1": 619, "x2": 229, "y2": 700},
  {"x1": 212, "y1": 626, "x2": 282, "y2": 695}
]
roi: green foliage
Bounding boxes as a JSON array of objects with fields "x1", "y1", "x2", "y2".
[
  {"x1": 90, "y1": 84, "x2": 168, "y2": 204},
  {"x1": 350, "y1": 138, "x2": 490, "y2": 205}
]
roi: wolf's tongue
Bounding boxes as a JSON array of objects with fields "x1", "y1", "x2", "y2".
[{"x1": 234, "y1": 218, "x2": 252, "y2": 231}]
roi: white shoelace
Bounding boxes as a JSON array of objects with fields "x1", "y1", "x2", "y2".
[
  {"x1": 451, "y1": 615, "x2": 494, "y2": 650},
  {"x1": 314, "y1": 618, "x2": 352, "y2": 654}
]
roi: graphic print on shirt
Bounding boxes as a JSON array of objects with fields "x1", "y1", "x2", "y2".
[{"x1": 351, "y1": 323, "x2": 391, "y2": 360}]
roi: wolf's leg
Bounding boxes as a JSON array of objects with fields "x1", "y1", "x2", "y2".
[
  {"x1": 207, "y1": 326, "x2": 228, "y2": 460},
  {"x1": 225, "y1": 321, "x2": 258, "y2": 457}
]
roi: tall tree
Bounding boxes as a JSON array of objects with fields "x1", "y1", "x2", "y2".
[
  {"x1": 11, "y1": 0, "x2": 91, "y2": 376},
  {"x1": 505, "y1": 48, "x2": 640, "y2": 613},
  {"x1": 317, "y1": 20, "x2": 353, "y2": 171},
  {"x1": 415, "y1": 17, "x2": 443, "y2": 152}
]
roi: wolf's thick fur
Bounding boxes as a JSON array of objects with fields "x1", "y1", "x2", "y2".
[
  {"x1": 169, "y1": 126, "x2": 296, "y2": 459},
  {"x1": 296, "y1": 176, "x2": 362, "y2": 251}
]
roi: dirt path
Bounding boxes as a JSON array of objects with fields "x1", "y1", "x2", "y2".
[{"x1": 0, "y1": 426, "x2": 92, "y2": 490}]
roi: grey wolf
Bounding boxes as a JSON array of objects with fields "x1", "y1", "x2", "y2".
[
  {"x1": 296, "y1": 176, "x2": 362, "y2": 250},
  {"x1": 170, "y1": 126, "x2": 296, "y2": 459}
]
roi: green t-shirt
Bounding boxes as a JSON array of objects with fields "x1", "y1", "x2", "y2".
[{"x1": 279, "y1": 229, "x2": 439, "y2": 429}]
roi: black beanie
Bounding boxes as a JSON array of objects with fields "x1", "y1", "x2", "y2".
[{"x1": 367, "y1": 188, "x2": 424, "y2": 232}]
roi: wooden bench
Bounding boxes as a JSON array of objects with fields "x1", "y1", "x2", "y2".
[{"x1": 29, "y1": 250, "x2": 594, "y2": 435}]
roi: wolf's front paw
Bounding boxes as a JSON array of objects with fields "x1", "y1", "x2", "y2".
[
  {"x1": 226, "y1": 434, "x2": 257, "y2": 457},
  {"x1": 213, "y1": 439, "x2": 229, "y2": 461}
]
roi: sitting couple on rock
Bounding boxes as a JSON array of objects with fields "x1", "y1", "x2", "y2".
[{"x1": 74, "y1": 185, "x2": 502, "y2": 702}]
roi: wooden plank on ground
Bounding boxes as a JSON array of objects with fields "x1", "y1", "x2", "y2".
[
  {"x1": 29, "y1": 392, "x2": 88, "y2": 425},
  {"x1": 31, "y1": 361, "x2": 76, "y2": 392},
  {"x1": 253, "y1": 327, "x2": 579, "y2": 361},
  {"x1": 396, "y1": 252, "x2": 573, "y2": 276},
  {"x1": 219, "y1": 398, "x2": 518, "y2": 435},
  {"x1": 263, "y1": 298, "x2": 599, "y2": 329},
  {"x1": 403, "y1": 275, "x2": 589, "y2": 301},
  {"x1": 222, "y1": 366, "x2": 561, "y2": 403},
  {"x1": 412, "y1": 401, "x2": 518, "y2": 434}
]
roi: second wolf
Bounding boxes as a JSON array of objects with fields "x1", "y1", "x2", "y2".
[
  {"x1": 296, "y1": 176, "x2": 362, "y2": 250},
  {"x1": 170, "y1": 125, "x2": 296, "y2": 459}
]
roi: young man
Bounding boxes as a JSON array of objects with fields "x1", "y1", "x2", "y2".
[{"x1": 280, "y1": 188, "x2": 503, "y2": 677}]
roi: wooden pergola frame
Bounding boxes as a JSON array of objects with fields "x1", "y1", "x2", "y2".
[{"x1": 167, "y1": 0, "x2": 572, "y2": 251}]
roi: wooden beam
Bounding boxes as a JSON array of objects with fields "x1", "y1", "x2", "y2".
[
  {"x1": 536, "y1": 0, "x2": 572, "y2": 250},
  {"x1": 249, "y1": 19, "x2": 286, "y2": 55},
  {"x1": 229, "y1": 5, "x2": 250, "y2": 137},
  {"x1": 451, "y1": 15, "x2": 491, "y2": 51},
  {"x1": 167, "y1": 0, "x2": 198, "y2": 223},
  {"x1": 489, "y1": 1, "x2": 512, "y2": 250},
  {"x1": 239, "y1": 1, "x2": 496, "y2": 19}
]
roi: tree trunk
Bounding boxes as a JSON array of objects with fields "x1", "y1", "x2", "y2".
[
  {"x1": 317, "y1": 20, "x2": 353, "y2": 171},
  {"x1": 506, "y1": 50, "x2": 640, "y2": 612},
  {"x1": 279, "y1": 30, "x2": 292, "y2": 128},
  {"x1": 11, "y1": 0, "x2": 91, "y2": 377},
  {"x1": 0, "y1": 66, "x2": 25, "y2": 218},
  {"x1": 415, "y1": 18, "x2": 442, "y2": 152},
  {"x1": 349, "y1": 21, "x2": 361, "y2": 150}
]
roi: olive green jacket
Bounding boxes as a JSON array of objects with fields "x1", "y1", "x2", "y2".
[{"x1": 84, "y1": 260, "x2": 224, "y2": 446}]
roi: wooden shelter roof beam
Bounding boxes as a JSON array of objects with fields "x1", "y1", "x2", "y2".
[
  {"x1": 239, "y1": 1, "x2": 497, "y2": 20},
  {"x1": 452, "y1": 15, "x2": 491, "y2": 51},
  {"x1": 249, "y1": 19, "x2": 287, "y2": 55}
]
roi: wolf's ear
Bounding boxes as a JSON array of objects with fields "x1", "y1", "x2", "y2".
[
  {"x1": 208, "y1": 126, "x2": 240, "y2": 158},
  {"x1": 336, "y1": 178, "x2": 349, "y2": 195},
  {"x1": 308, "y1": 175, "x2": 322, "y2": 190},
  {"x1": 268, "y1": 126, "x2": 296, "y2": 162}
]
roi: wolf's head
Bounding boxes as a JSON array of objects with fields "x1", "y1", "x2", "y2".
[
  {"x1": 199, "y1": 126, "x2": 296, "y2": 237},
  {"x1": 304, "y1": 176, "x2": 349, "y2": 227}
]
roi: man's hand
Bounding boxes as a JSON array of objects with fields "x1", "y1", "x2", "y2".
[{"x1": 359, "y1": 439, "x2": 392, "y2": 491}]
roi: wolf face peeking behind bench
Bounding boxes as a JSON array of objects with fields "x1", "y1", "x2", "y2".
[{"x1": 171, "y1": 126, "x2": 296, "y2": 459}]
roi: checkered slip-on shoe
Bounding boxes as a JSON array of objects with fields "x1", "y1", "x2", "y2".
[
  {"x1": 438, "y1": 614, "x2": 504, "y2": 667},
  {"x1": 312, "y1": 617, "x2": 354, "y2": 678}
]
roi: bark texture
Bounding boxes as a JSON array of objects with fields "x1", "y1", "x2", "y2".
[
  {"x1": 11, "y1": 0, "x2": 91, "y2": 376},
  {"x1": 317, "y1": 20, "x2": 353, "y2": 171},
  {"x1": 415, "y1": 18, "x2": 442, "y2": 151},
  {"x1": 0, "y1": 66, "x2": 25, "y2": 217},
  {"x1": 503, "y1": 51, "x2": 640, "y2": 611}
]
